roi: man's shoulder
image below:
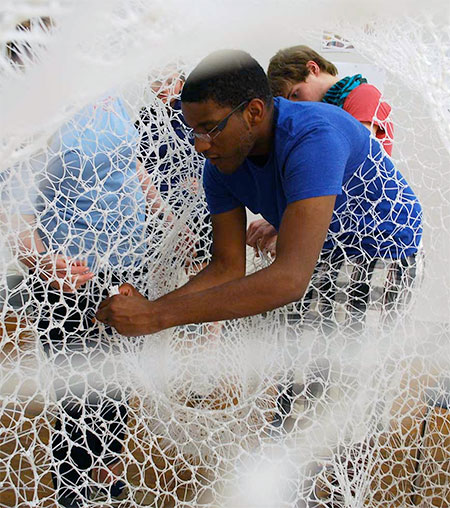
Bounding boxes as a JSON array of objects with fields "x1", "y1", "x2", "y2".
[
  {"x1": 273, "y1": 97, "x2": 357, "y2": 157},
  {"x1": 275, "y1": 96, "x2": 334, "y2": 118},
  {"x1": 275, "y1": 97, "x2": 354, "y2": 134}
]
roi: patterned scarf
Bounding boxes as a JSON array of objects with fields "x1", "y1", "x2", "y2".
[{"x1": 321, "y1": 74, "x2": 368, "y2": 108}]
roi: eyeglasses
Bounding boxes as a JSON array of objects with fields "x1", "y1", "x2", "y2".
[{"x1": 191, "y1": 100, "x2": 249, "y2": 143}]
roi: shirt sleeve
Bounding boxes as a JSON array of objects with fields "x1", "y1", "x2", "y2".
[
  {"x1": 202, "y1": 161, "x2": 242, "y2": 215},
  {"x1": 343, "y1": 84, "x2": 391, "y2": 126},
  {"x1": 283, "y1": 124, "x2": 351, "y2": 204},
  {"x1": 343, "y1": 84, "x2": 394, "y2": 155}
]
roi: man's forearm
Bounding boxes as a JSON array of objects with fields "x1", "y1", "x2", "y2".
[
  {"x1": 155, "y1": 259, "x2": 308, "y2": 331},
  {"x1": 97, "y1": 198, "x2": 332, "y2": 338},
  {"x1": 155, "y1": 258, "x2": 245, "y2": 304}
]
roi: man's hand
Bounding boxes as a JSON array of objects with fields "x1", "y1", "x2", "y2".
[
  {"x1": 96, "y1": 283, "x2": 159, "y2": 337},
  {"x1": 38, "y1": 254, "x2": 94, "y2": 292},
  {"x1": 246, "y1": 219, "x2": 278, "y2": 257}
]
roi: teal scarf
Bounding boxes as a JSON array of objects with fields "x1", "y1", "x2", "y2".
[{"x1": 322, "y1": 74, "x2": 367, "y2": 108}]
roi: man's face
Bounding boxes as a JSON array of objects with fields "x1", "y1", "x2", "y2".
[
  {"x1": 286, "y1": 73, "x2": 324, "y2": 102},
  {"x1": 181, "y1": 100, "x2": 255, "y2": 174}
]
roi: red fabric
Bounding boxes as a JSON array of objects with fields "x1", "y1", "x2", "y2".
[{"x1": 343, "y1": 83, "x2": 394, "y2": 156}]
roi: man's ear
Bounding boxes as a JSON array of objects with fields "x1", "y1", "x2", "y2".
[
  {"x1": 245, "y1": 98, "x2": 265, "y2": 126},
  {"x1": 306, "y1": 60, "x2": 320, "y2": 77}
]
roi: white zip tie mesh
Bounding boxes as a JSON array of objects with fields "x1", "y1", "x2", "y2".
[{"x1": 0, "y1": 1, "x2": 449, "y2": 507}]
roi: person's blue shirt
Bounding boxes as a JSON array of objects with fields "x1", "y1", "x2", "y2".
[
  {"x1": 36, "y1": 96, "x2": 147, "y2": 271},
  {"x1": 203, "y1": 97, "x2": 422, "y2": 260},
  {"x1": 137, "y1": 98, "x2": 199, "y2": 212}
]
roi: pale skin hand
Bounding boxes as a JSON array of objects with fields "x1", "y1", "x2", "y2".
[
  {"x1": 37, "y1": 254, "x2": 94, "y2": 292},
  {"x1": 246, "y1": 218, "x2": 278, "y2": 257},
  {"x1": 188, "y1": 177, "x2": 200, "y2": 194},
  {"x1": 136, "y1": 159, "x2": 172, "y2": 219},
  {"x1": 96, "y1": 196, "x2": 336, "y2": 337},
  {"x1": 14, "y1": 214, "x2": 94, "y2": 292}
]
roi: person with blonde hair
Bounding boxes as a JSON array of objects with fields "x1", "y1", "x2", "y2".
[{"x1": 268, "y1": 45, "x2": 393, "y2": 155}]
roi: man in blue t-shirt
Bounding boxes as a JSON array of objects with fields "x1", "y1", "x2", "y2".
[{"x1": 97, "y1": 50, "x2": 422, "y2": 337}]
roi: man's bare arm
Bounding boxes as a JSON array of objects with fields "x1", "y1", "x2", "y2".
[
  {"x1": 97, "y1": 196, "x2": 336, "y2": 336},
  {"x1": 158, "y1": 195, "x2": 335, "y2": 324},
  {"x1": 156, "y1": 206, "x2": 247, "y2": 302}
]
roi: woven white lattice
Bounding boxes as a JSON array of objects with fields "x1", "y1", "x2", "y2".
[{"x1": 0, "y1": 2, "x2": 449, "y2": 507}]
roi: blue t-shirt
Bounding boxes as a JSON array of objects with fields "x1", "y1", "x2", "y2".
[
  {"x1": 36, "y1": 97, "x2": 147, "y2": 271},
  {"x1": 138, "y1": 99, "x2": 201, "y2": 212},
  {"x1": 203, "y1": 97, "x2": 422, "y2": 260}
]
